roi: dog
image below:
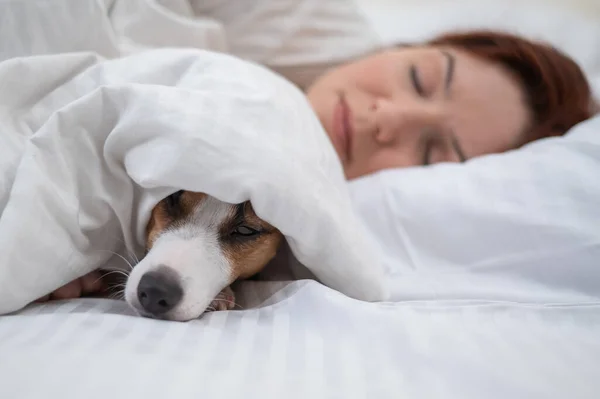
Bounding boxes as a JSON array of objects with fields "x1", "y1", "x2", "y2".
[{"x1": 123, "y1": 190, "x2": 283, "y2": 321}]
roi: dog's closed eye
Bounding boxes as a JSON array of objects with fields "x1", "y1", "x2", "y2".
[{"x1": 231, "y1": 225, "x2": 260, "y2": 237}]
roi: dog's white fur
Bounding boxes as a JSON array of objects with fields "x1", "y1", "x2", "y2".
[{"x1": 125, "y1": 196, "x2": 235, "y2": 321}]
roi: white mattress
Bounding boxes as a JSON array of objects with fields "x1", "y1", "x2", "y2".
[{"x1": 1, "y1": 281, "x2": 599, "y2": 399}]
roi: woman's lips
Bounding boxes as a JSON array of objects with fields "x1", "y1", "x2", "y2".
[{"x1": 332, "y1": 92, "x2": 353, "y2": 162}]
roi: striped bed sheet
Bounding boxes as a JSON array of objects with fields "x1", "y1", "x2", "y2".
[{"x1": 1, "y1": 280, "x2": 599, "y2": 399}]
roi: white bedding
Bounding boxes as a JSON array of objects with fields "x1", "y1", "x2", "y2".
[
  {"x1": 1, "y1": 284, "x2": 599, "y2": 399},
  {"x1": 1, "y1": 0, "x2": 600, "y2": 398},
  {"x1": 0, "y1": 48, "x2": 385, "y2": 314}
]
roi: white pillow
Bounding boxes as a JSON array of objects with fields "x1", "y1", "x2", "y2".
[{"x1": 349, "y1": 115, "x2": 600, "y2": 304}]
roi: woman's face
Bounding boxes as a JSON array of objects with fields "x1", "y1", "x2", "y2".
[{"x1": 306, "y1": 46, "x2": 531, "y2": 179}]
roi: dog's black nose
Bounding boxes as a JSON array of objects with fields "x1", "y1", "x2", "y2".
[{"x1": 137, "y1": 269, "x2": 183, "y2": 315}]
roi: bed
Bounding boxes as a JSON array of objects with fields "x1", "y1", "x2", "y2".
[
  {"x1": 1, "y1": 1, "x2": 599, "y2": 398},
  {"x1": 2, "y1": 282, "x2": 600, "y2": 398}
]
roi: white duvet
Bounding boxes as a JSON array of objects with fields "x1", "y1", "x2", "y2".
[{"x1": 0, "y1": 48, "x2": 387, "y2": 314}]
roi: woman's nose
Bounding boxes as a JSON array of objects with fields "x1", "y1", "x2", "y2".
[{"x1": 372, "y1": 97, "x2": 439, "y2": 144}]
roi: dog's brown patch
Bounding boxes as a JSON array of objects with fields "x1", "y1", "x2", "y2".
[
  {"x1": 219, "y1": 202, "x2": 282, "y2": 280},
  {"x1": 146, "y1": 205, "x2": 168, "y2": 249},
  {"x1": 145, "y1": 191, "x2": 208, "y2": 249},
  {"x1": 146, "y1": 192, "x2": 282, "y2": 282}
]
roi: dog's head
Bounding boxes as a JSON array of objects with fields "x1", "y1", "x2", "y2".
[{"x1": 125, "y1": 191, "x2": 282, "y2": 321}]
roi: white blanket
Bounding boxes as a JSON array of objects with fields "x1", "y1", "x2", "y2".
[{"x1": 0, "y1": 49, "x2": 387, "y2": 314}]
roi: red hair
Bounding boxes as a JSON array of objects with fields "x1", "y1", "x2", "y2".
[{"x1": 429, "y1": 31, "x2": 593, "y2": 146}]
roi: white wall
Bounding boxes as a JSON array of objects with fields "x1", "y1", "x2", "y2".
[{"x1": 354, "y1": 0, "x2": 600, "y2": 17}]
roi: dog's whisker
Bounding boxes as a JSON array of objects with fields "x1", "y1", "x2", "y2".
[
  {"x1": 123, "y1": 249, "x2": 139, "y2": 269},
  {"x1": 104, "y1": 233, "x2": 141, "y2": 267},
  {"x1": 91, "y1": 270, "x2": 129, "y2": 287},
  {"x1": 102, "y1": 270, "x2": 130, "y2": 279},
  {"x1": 107, "y1": 287, "x2": 126, "y2": 300},
  {"x1": 92, "y1": 249, "x2": 136, "y2": 271},
  {"x1": 108, "y1": 283, "x2": 127, "y2": 290},
  {"x1": 108, "y1": 292, "x2": 123, "y2": 300},
  {"x1": 104, "y1": 270, "x2": 129, "y2": 278},
  {"x1": 127, "y1": 250, "x2": 140, "y2": 265},
  {"x1": 105, "y1": 280, "x2": 126, "y2": 293}
]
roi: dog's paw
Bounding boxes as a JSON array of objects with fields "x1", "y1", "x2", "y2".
[{"x1": 207, "y1": 286, "x2": 236, "y2": 312}]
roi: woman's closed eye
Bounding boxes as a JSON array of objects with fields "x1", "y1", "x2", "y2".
[
  {"x1": 421, "y1": 131, "x2": 468, "y2": 166},
  {"x1": 410, "y1": 65, "x2": 425, "y2": 96}
]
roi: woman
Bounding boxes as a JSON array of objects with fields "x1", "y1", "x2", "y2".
[
  {"x1": 307, "y1": 31, "x2": 593, "y2": 179},
  {"x1": 43, "y1": 30, "x2": 595, "y2": 300}
]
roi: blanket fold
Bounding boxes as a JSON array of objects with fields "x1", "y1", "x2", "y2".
[{"x1": 0, "y1": 49, "x2": 387, "y2": 314}]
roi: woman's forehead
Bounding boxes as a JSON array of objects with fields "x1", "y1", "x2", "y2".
[
  {"x1": 443, "y1": 49, "x2": 530, "y2": 156},
  {"x1": 377, "y1": 46, "x2": 530, "y2": 155}
]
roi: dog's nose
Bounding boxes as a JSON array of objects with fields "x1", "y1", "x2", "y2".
[{"x1": 137, "y1": 270, "x2": 183, "y2": 315}]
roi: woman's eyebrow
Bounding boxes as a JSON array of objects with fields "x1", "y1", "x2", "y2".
[{"x1": 441, "y1": 50, "x2": 455, "y2": 94}]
